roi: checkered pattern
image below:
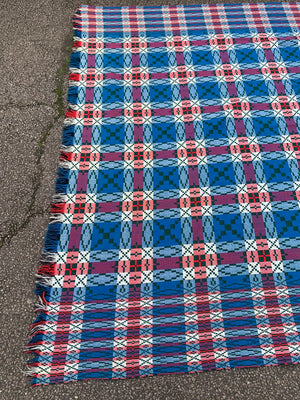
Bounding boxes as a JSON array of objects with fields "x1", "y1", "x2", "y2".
[{"x1": 28, "y1": 3, "x2": 300, "y2": 385}]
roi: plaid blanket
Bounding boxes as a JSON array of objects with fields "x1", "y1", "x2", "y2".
[{"x1": 28, "y1": 3, "x2": 300, "y2": 385}]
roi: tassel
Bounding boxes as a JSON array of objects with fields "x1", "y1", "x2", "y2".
[
  {"x1": 67, "y1": 86, "x2": 79, "y2": 104},
  {"x1": 43, "y1": 223, "x2": 61, "y2": 253},
  {"x1": 55, "y1": 167, "x2": 70, "y2": 193},
  {"x1": 69, "y1": 51, "x2": 81, "y2": 68},
  {"x1": 62, "y1": 125, "x2": 75, "y2": 146}
]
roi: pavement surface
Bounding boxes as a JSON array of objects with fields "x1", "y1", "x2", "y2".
[{"x1": 1, "y1": 0, "x2": 300, "y2": 399}]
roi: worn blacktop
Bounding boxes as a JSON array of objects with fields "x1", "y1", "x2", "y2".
[{"x1": 1, "y1": 0, "x2": 300, "y2": 399}]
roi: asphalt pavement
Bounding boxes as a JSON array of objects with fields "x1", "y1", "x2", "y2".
[{"x1": 1, "y1": 1, "x2": 300, "y2": 399}]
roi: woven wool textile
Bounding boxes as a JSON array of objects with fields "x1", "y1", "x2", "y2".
[{"x1": 28, "y1": 3, "x2": 300, "y2": 385}]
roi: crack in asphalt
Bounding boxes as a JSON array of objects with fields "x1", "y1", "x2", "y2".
[
  {"x1": 0, "y1": 33, "x2": 73, "y2": 248},
  {"x1": 0, "y1": 102, "x2": 51, "y2": 110}
]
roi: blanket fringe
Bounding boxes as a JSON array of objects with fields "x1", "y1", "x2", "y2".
[
  {"x1": 49, "y1": 213, "x2": 65, "y2": 224},
  {"x1": 52, "y1": 193, "x2": 68, "y2": 203},
  {"x1": 40, "y1": 251, "x2": 58, "y2": 263},
  {"x1": 35, "y1": 275, "x2": 54, "y2": 286},
  {"x1": 61, "y1": 144, "x2": 75, "y2": 153},
  {"x1": 59, "y1": 160, "x2": 73, "y2": 170},
  {"x1": 26, "y1": 9, "x2": 81, "y2": 384},
  {"x1": 62, "y1": 125, "x2": 75, "y2": 146},
  {"x1": 35, "y1": 295, "x2": 48, "y2": 311}
]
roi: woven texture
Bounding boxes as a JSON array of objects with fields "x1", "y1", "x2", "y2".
[{"x1": 28, "y1": 3, "x2": 300, "y2": 385}]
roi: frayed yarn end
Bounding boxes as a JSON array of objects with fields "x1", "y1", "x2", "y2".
[{"x1": 26, "y1": 12, "x2": 80, "y2": 385}]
